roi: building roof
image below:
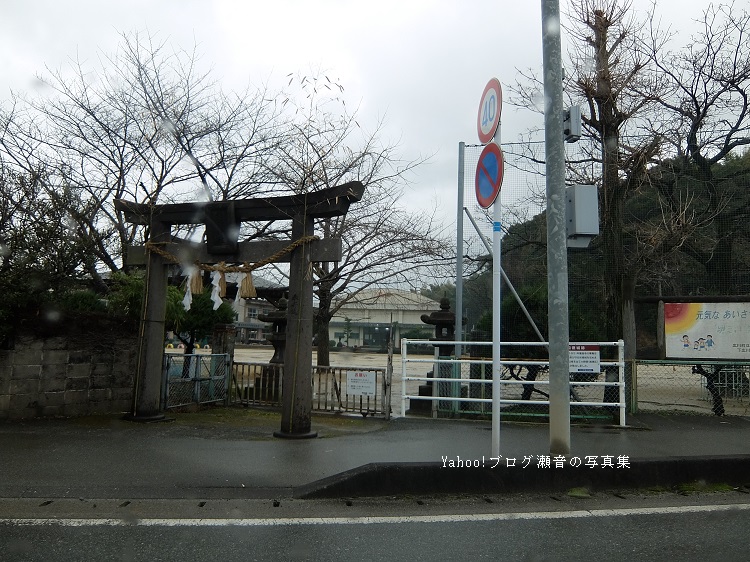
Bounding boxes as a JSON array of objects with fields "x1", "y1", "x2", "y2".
[
  {"x1": 224, "y1": 273, "x2": 282, "y2": 289},
  {"x1": 335, "y1": 288, "x2": 440, "y2": 311}
]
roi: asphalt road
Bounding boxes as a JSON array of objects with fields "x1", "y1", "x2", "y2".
[{"x1": 3, "y1": 492, "x2": 749, "y2": 561}]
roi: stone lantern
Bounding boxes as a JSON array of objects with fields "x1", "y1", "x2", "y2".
[
  {"x1": 420, "y1": 297, "x2": 456, "y2": 357},
  {"x1": 409, "y1": 297, "x2": 458, "y2": 414}
]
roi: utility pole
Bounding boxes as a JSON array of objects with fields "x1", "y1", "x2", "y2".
[{"x1": 541, "y1": 0, "x2": 571, "y2": 455}]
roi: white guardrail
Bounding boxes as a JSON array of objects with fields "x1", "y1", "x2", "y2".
[{"x1": 400, "y1": 340, "x2": 626, "y2": 426}]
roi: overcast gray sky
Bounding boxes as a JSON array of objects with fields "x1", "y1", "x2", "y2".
[{"x1": 1, "y1": 0, "x2": 703, "y2": 226}]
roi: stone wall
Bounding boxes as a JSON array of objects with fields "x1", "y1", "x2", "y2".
[{"x1": 0, "y1": 332, "x2": 137, "y2": 419}]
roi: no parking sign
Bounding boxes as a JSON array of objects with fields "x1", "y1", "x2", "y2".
[{"x1": 475, "y1": 142, "x2": 504, "y2": 208}]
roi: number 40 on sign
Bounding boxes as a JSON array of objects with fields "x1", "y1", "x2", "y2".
[{"x1": 477, "y1": 78, "x2": 502, "y2": 144}]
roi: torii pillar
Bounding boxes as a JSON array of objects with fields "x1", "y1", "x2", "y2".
[
  {"x1": 276, "y1": 212, "x2": 316, "y2": 438},
  {"x1": 116, "y1": 182, "x2": 364, "y2": 438},
  {"x1": 129, "y1": 218, "x2": 171, "y2": 421}
]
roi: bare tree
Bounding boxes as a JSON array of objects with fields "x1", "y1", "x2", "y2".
[
  {"x1": 565, "y1": 1, "x2": 675, "y2": 357},
  {"x1": 1, "y1": 36, "x2": 453, "y2": 367},
  {"x1": 508, "y1": 0, "x2": 724, "y2": 364},
  {"x1": 1, "y1": 32, "x2": 284, "y2": 286},
  {"x1": 643, "y1": 1, "x2": 750, "y2": 293},
  {"x1": 266, "y1": 74, "x2": 453, "y2": 365}
]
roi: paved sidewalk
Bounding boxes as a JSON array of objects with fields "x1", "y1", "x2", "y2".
[{"x1": 1, "y1": 409, "x2": 749, "y2": 499}]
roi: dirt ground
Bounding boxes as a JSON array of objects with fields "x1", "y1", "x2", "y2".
[{"x1": 634, "y1": 363, "x2": 750, "y2": 417}]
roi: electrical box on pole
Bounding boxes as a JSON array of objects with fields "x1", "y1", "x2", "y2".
[
  {"x1": 563, "y1": 105, "x2": 581, "y2": 143},
  {"x1": 566, "y1": 184, "x2": 599, "y2": 248}
]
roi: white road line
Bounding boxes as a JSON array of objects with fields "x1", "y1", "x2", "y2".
[{"x1": 2, "y1": 503, "x2": 750, "y2": 527}]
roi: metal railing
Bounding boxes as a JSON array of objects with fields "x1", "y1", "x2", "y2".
[
  {"x1": 162, "y1": 353, "x2": 231, "y2": 409},
  {"x1": 401, "y1": 339, "x2": 626, "y2": 426},
  {"x1": 231, "y1": 362, "x2": 281, "y2": 406},
  {"x1": 231, "y1": 362, "x2": 389, "y2": 416}
]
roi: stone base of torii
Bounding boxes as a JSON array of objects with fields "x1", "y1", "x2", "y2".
[{"x1": 115, "y1": 182, "x2": 364, "y2": 437}]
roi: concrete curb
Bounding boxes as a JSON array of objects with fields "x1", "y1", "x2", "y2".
[{"x1": 295, "y1": 456, "x2": 750, "y2": 499}]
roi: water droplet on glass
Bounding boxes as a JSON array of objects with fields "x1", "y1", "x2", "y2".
[{"x1": 545, "y1": 15, "x2": 560, "y2": 36}]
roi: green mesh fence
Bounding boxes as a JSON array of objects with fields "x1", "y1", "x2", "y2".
[{"x1": 163, "y1": 353, "x2": 230, "y2": 409}]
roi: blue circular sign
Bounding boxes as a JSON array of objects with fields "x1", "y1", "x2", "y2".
[{"x1": 475, "y1": 142, "x2": 504, "y2": 208}]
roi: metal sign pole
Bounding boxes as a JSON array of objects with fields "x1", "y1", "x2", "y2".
[
  {"x1": 456, "y1": 142, "x2": 465, "y2": 359},
  {"x1": 475, "y1": 77, "x2": 503, "y2": 458},
  {"x1": 491, "y1": 186, "x2": 502, "y2": 458}
]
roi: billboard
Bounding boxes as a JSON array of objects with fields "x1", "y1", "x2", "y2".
[{"x1": 664, "y1": 302, "x2": 750, "y2": 360}]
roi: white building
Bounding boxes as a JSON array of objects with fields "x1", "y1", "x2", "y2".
[
  {"x1": 227, "y1": 274, "x2": 279, "y2": 344},
  {"x1": 234, "y1": 297, "x2": 276, "y2": 343},
  {"x1": 328, "y1": 288, "x2": 440, "y2": 349}
]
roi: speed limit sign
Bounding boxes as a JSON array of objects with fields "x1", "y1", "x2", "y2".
[{"x1": 477, "y1": 78, "x2": 502, "y2": 144}]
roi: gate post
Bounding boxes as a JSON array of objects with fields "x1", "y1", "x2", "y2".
[
  {"x1": 275, "y1": 213, "x2": 317, "y2": 438},
  {"x1": 129, "y1": 219, "x2": 170, "y2": 421}
]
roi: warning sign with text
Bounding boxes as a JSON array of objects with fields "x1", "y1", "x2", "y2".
[
  {"x1": 569, "y1": 344, "x2": 601, "y2": 373},
  {"x1": 346, "y1": 370, "x2": 377, "y2": 397}
]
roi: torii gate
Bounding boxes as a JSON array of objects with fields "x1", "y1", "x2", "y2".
[{"x1": 115, "y1": 181, "x2": 364, "y2": 438}]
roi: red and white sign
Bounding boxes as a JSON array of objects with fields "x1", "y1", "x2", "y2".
[
  {"x1": 477, "y1": 78, "x2": 502, "y2": 144},
  {"x1": 475, "y1": 141, "x2": 504, "y2": 208},
  {"x1": 346, "y1": 370, "x2": 377, "y2": 396},
  {"x1": 569, "y1": 344, "x2": 601, "y2": 373}
]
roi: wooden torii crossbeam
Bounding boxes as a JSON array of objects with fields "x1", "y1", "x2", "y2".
[{"x1": 115, "y1": 181, "x2": 365, "y2": 438}]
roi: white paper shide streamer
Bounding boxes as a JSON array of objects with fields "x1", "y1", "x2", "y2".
[
  {"x1": 233, "y1": 273, "x2": 245, "y2": 314},
  {"x1": 182, "y1": 267, "x2": 198, "y2": 311},
  {"x1": 210, "y1": 270, "x2": 223, "y2": 310}
]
